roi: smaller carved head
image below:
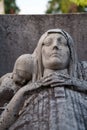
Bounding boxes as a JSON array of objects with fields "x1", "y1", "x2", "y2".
[{"x1": 12, "y1": 54, "x2": 35, "y2": 86}]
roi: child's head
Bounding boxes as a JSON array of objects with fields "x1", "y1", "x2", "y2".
[{"x1": 12, "y1": 54, "x2": 35, "y2": 86}]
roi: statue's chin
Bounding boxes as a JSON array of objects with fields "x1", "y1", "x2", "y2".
[
  {"x1": 43, "y1": 57, "x2": 69, "y2": 70},
  {"x1": 45, "y1": 61, "x2": 67, "y2": 70}
]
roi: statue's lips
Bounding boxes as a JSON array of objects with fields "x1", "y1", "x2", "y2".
[{"x1": 51, "y1": 52, "x2": 61, "y2": 57}]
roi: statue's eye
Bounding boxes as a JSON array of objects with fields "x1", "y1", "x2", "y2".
[
  {"x1": 43, "y1": 38, "x2": 52, "y2": 46},
  {"x1": 57, "y1": 37, "x2": 62, "y2": 43},
  {"x1": 57, "y1": 37, "x2": 67, "y2": 46}
]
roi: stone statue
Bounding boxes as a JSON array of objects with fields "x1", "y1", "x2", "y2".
[
  {"x1": 0, "y1": 29, "x2": 87, "y2": 130},
  {"x1": 0, "y1": 54, "x2": 35, "y2": 114}
]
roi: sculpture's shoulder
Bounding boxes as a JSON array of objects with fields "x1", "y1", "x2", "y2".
[
  {"x1": 80, "y1": 61, "x2": 87, "y2": 80},
  {"x1": 0, "y1": 73, "x2": 12, "y2": 85},
  {"x1": 0, "y1": 73, "x2": 14, "y2": 114},
  {"x1": 81, "y1": 61, "x2": 87, "y2": 70},
  {"x1": 0, "y1": 72, "x2": 19, "y2": 95},
  {"x1": 0, "y1": 73, "x2": 14, "y2": 92}
]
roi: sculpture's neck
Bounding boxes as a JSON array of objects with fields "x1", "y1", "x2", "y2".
[{"x1": 43, "y1": 68, "x2": 68, "y2": 77}]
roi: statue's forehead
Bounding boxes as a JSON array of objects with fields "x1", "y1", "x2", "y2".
[{"x1": 45, "y1": 33, "x2": 66, "y2": 40}]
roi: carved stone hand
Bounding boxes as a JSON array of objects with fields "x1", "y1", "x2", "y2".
[{"x1": 41, "y1": 73, "x2": 69, "y2": 86}]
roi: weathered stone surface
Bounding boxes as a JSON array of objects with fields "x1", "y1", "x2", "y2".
[
  {"x1": 0, "y1": 14, "x2": 87, "y2": 76},
  {"x1": 0, "y1": 28, "x2": 87, "y2": 130}
]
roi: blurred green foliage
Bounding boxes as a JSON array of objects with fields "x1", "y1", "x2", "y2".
[
  {"x1": 4, "y1": 0, "x2": 20, "y2": 14},
  {"x1": 46, "y1": 0, "x2": 87, "y2": 14},
  {"x1": 70, "y1": 0, "x2": 87, "y2": 6}
]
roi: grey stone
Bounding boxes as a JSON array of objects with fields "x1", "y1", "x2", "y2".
[
  {"x1": 0, "y1": 14, "x2": 87, "y2": 76},
  {"x1": 0, "y1": 28, "x2": 87, "y2": 130}
]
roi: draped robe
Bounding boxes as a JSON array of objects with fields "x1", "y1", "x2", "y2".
[{"x1": 9, "y1": 62, "x2": 87, "y2": 130}]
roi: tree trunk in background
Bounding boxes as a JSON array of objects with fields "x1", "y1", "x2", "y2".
[{"x1": 0, "y1": 0, "x2": 4, "y2": 14}]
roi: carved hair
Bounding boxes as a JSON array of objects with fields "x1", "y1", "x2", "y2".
[{"x1": 33, "y1": 29, "x2": 82, "y2": 80}]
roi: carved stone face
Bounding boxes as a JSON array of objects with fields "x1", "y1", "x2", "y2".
[
  {"x1": 42, "y1": 33, "x2": 70, "y2": 70},
  {"x1": 13, "y1": 54, "x2": 34, "y2": 85},
  {"x1": 13, "y1": 69, "x2": 32, "y2": 85}
]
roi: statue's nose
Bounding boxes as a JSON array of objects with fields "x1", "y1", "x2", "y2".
[{"x1": 52, "y1": 40, "x2": 59, "y2": 50}]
